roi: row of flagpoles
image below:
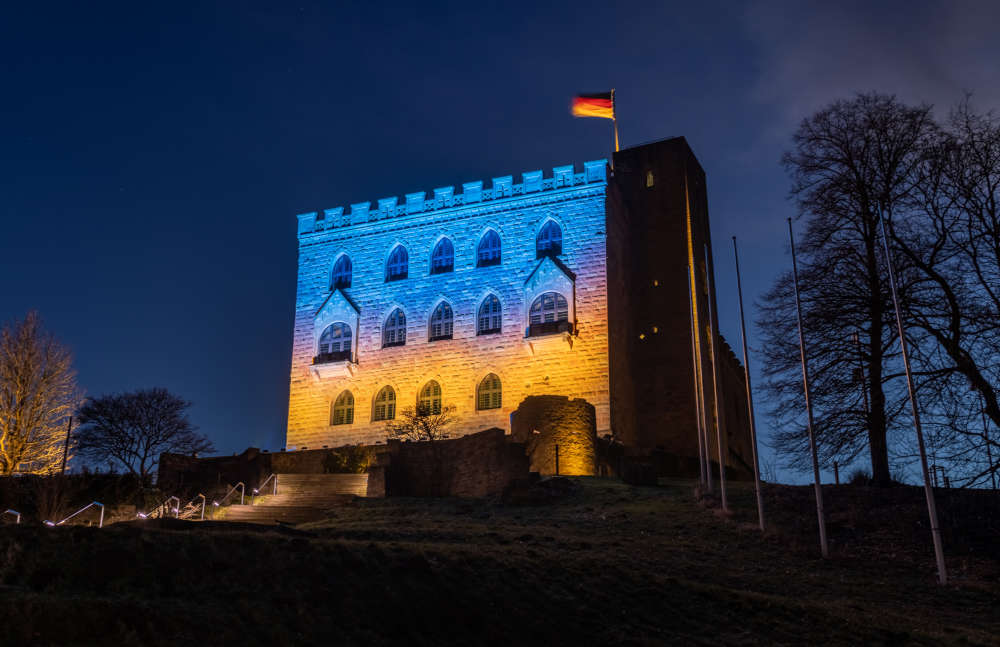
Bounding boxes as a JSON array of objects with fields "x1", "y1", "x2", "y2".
[{"x1": 574, "y1": 91, "x2": 947, "y2": 584}]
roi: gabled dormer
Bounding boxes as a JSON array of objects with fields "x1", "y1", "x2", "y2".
[
  {"x1": 312, "y1": 289, "x2": 360, "y2": 379},
  {"x1": 523, "y1": 256, "x2": 576, "y2": 354}
]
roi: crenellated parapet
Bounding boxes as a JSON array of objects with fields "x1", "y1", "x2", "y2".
[{"x1": 296, "y1": 160, "x2": 607, "y2": 238}]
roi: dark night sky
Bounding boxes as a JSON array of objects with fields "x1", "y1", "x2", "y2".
[{"x1": 2, "y1": 1, "x2": 998, "y2": 479}]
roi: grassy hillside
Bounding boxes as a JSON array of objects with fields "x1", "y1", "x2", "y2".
[{"x1": 1, "y1": 478, "x2": 997, "y2": 646}]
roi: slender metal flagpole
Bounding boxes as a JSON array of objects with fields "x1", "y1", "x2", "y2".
[
  {"x1": 733, "y1": 237, "x2": 765, "y2": 531},
  {"x1": 688, "y1": 264, "x2": 709, "y2": 488},
  {"x1": 704, "y1": 245, "x2": 729, "y2": 512},
  {"x1": 611, "y1": 88, "x2": 620, "y2": 153},
  {"x1": 981, "y1": 394, "x2": 997, "y2": 491},
  {"x1": 876, "y1": 207, "x2": 947, "y2": 584},
  {"x1": 788, "y1": 218, "x2": 829, "y2": 558},
  {"x1": 60, "y1": 415, "x2": 72, "y2": 476},
  {"x1": 684, "y1": 172, "x2": 713, "y2": 492}
]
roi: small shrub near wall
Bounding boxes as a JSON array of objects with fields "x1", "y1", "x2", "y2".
[{"x1": 322, "y1": 445, "x2": 373, "y2": 474}]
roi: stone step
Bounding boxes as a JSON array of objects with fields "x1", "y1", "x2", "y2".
[
  {"x1": 213, "y1": 474, "x2": 368, "y2": 524},
  {"x1": 218, "y1": 505, "x2": 327, "y2": 524}
]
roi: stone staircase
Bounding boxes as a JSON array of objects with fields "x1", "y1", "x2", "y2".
[{"x1": 217, "y1": 474, "x2": 368, "y2": 525}]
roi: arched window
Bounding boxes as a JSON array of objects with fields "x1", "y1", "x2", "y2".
[
  {"x1": 477, "y1": 295, "x2": 501, "y2": 335},
  {"x1": 477, "y1": 230, "x2": 501, "y2": 267},
  {"x1": 330, "y1": 390, "x2": 354, "y2": 426},
  {"x1": 317, "y1": 322, "x2": 352, "y2": 362},
  {"x1": 418, "y1": 380, "x2": 442, "y2": 415},
  {"x1": 477, "y1": 373, "x2": 502, "y2": 410},
  {"x1": 331, "y1": 255, "x2": 352, "y2": 289},
  {"x1": 373, "y1": 386, "x2": 396, "y2": 421},
  {"x1": 529, "y1": 292, "x2": 568, "y2": 323},
  {"x1": 383, "y1": 308, "x2": 407, "y2": 347},
  {"x1": 528, "y1": 292, "x2": 569, "y2": 336},
  {"x1": 386, "y1": 245, "x2": 408, "y2": 281},
  {"x1": 428, "y1": 302, "x2": 453, "y2": 341},
  {"x1": 430, "y1": 238, "x2": 454, "y2": 274},
  {"x1": 536, "y1": 221, "x2": 563, "y2": 258}
]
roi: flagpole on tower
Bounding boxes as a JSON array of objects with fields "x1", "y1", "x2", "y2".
[{"x1": 612, "y1": 88, "x2": 620, "y2": 152}]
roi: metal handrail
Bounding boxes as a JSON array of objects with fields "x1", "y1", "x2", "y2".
[
  {"x1": 138, "y1": 495, "x2": 181, "y2": 519},
  {"x1": 2, "y1": 509, "x2": 20, "y2": 524},
  {"x1": 45, "y1": 502, "x2": 105, "y2": 528},
  {"x1": 192, "y1": 493, "x2": 206, "y2": 520},
  {"x1": 251, "y1": 474, "x2": 278, "y2": 504},
  {"x1": 212, "y1": 482, "x2": 245, "y2": 517}
]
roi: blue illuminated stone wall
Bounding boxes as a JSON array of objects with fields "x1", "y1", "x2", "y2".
[{"x1": 287, "y1": 161, "x2": 611, "y2": 451}]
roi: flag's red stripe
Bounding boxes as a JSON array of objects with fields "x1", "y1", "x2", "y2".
[{"x1": 573, "y1": 97, "x2": 613, "y2": 110}]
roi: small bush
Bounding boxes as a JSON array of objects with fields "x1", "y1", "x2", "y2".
[
  {"x1": 322, "y1": 445, "x2": 372, "y2": 474},
  {"x1": 847, "y1": 468, "x2": 871, "y2": 486}
]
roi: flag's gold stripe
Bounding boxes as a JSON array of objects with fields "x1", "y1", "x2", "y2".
[{"x1": 572, "y1": 104, "x2": 615, "y2": 119}]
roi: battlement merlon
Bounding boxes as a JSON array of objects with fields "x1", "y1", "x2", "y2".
[{"x1": 296, "y1": 160, "x2": 608, "y2": 238}]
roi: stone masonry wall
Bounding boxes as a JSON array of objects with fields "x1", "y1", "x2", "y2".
[
  {"x1": 510, "y1": 395, "x2": 597, "y2": 476},
  {"x1": 372, "y1": 428, "x2": 531, "y2": 497},
  {"x1": 287, "y1": 164, "x2": 611, "y2": 450}
]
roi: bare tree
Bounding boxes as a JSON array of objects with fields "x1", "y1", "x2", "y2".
[
  {"x1": 74, "y1": 388, "x2": 214, "y2": 482},
  {"x1": 885, "y1": 100, "x2": 1000, "y2": 486},
  {"x1": 384, "y1": 404, "x2": 456, "y2": 442},
  {"x1": 0, "y1": 311, "x2": 81, "y2": 475},
  {"x1": 760, "y1": 93, "x2": 938, "y2": 485}
]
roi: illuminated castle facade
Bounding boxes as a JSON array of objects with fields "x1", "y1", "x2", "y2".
[{"x1": 288, "y1": 138, "x2": 753, "y2": 476}]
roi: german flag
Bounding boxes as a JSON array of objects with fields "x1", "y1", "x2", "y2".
[{"x1": 572, "y1": 92, "x2": 614, "y2": 119}]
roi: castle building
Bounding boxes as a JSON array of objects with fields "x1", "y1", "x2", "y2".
[{"x1": 288, "y1": 137, "x2": 752, "y2": 477}]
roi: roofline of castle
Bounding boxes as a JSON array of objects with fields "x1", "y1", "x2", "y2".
[{"x1": 296, "y1": 160, "x2": 608, "y2": 240}]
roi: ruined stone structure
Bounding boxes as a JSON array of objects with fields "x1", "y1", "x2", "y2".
[{"x1": 288, "y1": 137, "x2": 753, "y2": 477}]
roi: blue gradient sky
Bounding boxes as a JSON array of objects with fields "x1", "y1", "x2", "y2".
[{"x1": 2, "y1": 1, "x2": 997, "y2": 480}]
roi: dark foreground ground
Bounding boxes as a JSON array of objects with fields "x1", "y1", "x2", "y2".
[{"x1": 1, "y1": 478, "x2": 998, "y2": 646}]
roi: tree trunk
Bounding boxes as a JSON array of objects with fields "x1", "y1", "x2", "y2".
[{"x1": 865, "y1": 219, "x2": 892, "y2": 486}]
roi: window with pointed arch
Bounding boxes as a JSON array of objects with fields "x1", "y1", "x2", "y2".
[
  {"x1": 330, "y1": 390, "x2": 354, "y2": 426},
  {"x1": 536, "y1": 221, "x2": 563, "y2": 258},
  {"x1": 476, "y1": 230, "x2": 501, "y2": 267},
  {"x1": 331, "y1": 255, "x2": 352, "y2": 289},
  {"x1": 418, "y1": 380, "x2": 442, "y2": 415},
  {"x1": 383, "y1": 308, "x2": 407, "y2": 347},
  {"x1": 527, "y1": 292, "x2": 570, "y2": 336},
  {"x1": 428, "y1": 302, "x2": 453, "y2": 341},
  {"x1": 373, "y1": 385, "x2": 396, "y2": 421},
  {"x1": 317, "y1": 322, "x2": 352, "y2": 362},
  {"x1": 477, "y1": 373, "x2": 502, "y2": 410},
  {"x1": 430, "y1": 238, "x2": 454, "y2": 274},
  {"x1": 386, "y1": 245, "x2": 408, "y2": 281},
  {"x1": 477, "y1": 295, "x2": 501, "y2": 335}
]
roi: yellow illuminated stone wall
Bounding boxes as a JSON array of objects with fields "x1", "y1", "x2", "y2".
[{"x1": 287, "y1": 163, "x2": 611, "y2": 450}]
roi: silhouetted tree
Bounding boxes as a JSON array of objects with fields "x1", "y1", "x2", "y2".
[
  {"x1": 760, "y1": 93, "x2": 938, "y2": 485},
  {"x1": 884, "y1": 100, "x2": 1000, "y2": 487},
  {"x1": 0, "y1": 311, "x2": 81, "y2": 475},
  {"x1": 75, "y1": 388, "x2": 213, "y2": 482},
  {"x1": 384, "y1": 404, "x2": 456, "y2": 442}
]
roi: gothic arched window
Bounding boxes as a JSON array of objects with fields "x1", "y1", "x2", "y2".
[
  {"x1": 331, "y1": 255, "x2": 352, "y2": 289},
  {"x1": 418, "y1": 380, "x2": 442, "y2": 415},
  {"x1": 477, "y1": 295, "x2": 501, "y2": 335},
  {"x1": 386, "y1": 245, "x2": 408, "y2": 281},
  {"x1": 527, "y1": 292, "x2": 569, "y2": 336},
  {"x1": 536, "y1": 221, "x2": 563, "y2": 258},
  {"x1": 383, "y1": 308, "x2": 407, "y2": 347},
  {"x1": 330, "y1": 390, "x2": 354, "y2": 426},
  {"x1": 428, "y1": 302, "x2": 454, "y2": 341},
  {"x1": 529, "y1": 292, "x2": 568, "y2": 324},
  {"x1": 318, "y1": 322, "x2": 352, "y2": 361},
  {"x1": 477, "y1": 230, "x2": 501, "y2": 267},
  {"x1": 477, "y1": 373, "x2": 502, "y2": 410},
  {"x1": 430, "y1": 238, "x2": 454, "y2": 274},
  {"x1": 373, "y1": 386, "x2": 396, "y2": 421}
]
